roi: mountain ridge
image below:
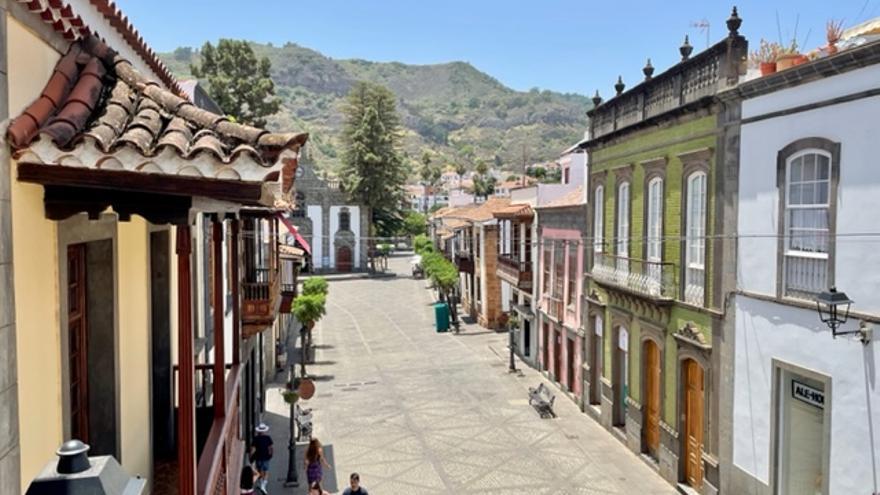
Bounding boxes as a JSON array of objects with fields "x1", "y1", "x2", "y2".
[{"x1": 159, "y1": 41, "x2": 590, "y2": 173}]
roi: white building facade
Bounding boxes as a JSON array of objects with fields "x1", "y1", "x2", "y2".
[{"x1": 730, "y1": 41, "x2": 880, "y2": 495}]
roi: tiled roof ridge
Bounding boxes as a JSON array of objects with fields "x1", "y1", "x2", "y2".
[
  {"x1": 7, "y1": 36, "x2": 308, "y2": 165},
  {"x1": 535, "y1": 186, "x2": 585, "y2": 209}
]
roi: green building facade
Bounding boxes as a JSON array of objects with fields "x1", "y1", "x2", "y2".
[{"x1": 580, "y1": 12, "x2": 746, "y2": 495}]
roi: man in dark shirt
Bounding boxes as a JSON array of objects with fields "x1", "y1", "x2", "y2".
[
  {"x1": 343, "y1": 472, "x2": 369, "y2": 495},
  {"x1": 251, "y1": 424, "x2": 274, "y2": 493}
]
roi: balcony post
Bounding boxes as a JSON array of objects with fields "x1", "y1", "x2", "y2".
[
  {"x1": 212, "y1": 219, "x2": 225, "y2": 417},
  {"x1": 176, "y1": 224, "x2": 196, "y2": 495},
  {"x1": 231, "y1": 219, "x2": 241, "y2": 365}
]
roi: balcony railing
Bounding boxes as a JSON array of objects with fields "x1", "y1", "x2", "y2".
[
  {"x1": 196, "y1": 364, "x2": 244, "y2": 495},
  {"x1": 455, "y1": 251, "x2": 474, "y2": 274},
  {"x1": 242, "y1": 266, "x2": 280, "y2": 336},
  {"x1": 546, "y1": 296, "x2": 564, "y2": 321},
  {"x1": 497, "y1": 253, "x2": 532, "y2": 291},
  {"x1": 590, "y1": 252, "x2": 677, "y2": 301}
]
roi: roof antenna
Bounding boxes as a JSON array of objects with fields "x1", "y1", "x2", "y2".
[{"x1": 691, "y1": 19, "x2": 711, "y2": 48}]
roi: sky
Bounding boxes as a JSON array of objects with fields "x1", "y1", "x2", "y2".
[{"x1": 116, "y1": 0, "x2": 879, "y2": 95}]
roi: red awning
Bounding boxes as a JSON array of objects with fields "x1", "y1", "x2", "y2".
[{"x1": 277, "y1": 213, "x2": 312, "y2": 256}]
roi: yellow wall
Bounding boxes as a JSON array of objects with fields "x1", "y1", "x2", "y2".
[
  {"x1": 116, "y1": 218, "x2": 152, "y2": 486},
  {"x1": 7, "y1": 17, "x2": 64, "y2": 489}
]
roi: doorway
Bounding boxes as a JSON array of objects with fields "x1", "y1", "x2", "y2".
[
  {"x1": 643, "y1": 340, "x2": 661, "y2": 459},
  {"x1": 682, "y1": 358, "x2": 704, "y2": 488},
  {"x1": 589, "y1": 315, "x2": 603, "y2": 406},
  {"x1": 553, "y1": 329, "x2": 562, "y2": 381},
  {"x1": 612, "y1": 325, "x2": 628, "y2": 428},
  {"x1": 523, "y1": 319, "x2": 531, "y2": 357},
  {"x1": 542, "y1": 323, "x2": 549, "y2": 372},
  {"x1": 775, "y1": 369, "x2": 827, "y2": 495},
  {"x1": 336, "y1": 245, "x2": 352, "y2": 272},
  {"x1": 567, "y1": 336, "x2": 575, "y2": 393},
  {"x1": 67, "y1": 240, "x2": 117, "y2": 456}
]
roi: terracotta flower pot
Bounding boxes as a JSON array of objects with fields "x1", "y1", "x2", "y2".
[
  {"x1": 793, "y1": 55, "x2": 809, "y2": 66},
  {"x1": 776, "y1": 53, "x2": 800, "y2": 71},
  {"x1": 760, "y1": 62, "x2": 777, "y2": 76},
  {"x1": 828, "y1": 43, "x2": 838, "y2": 55}
]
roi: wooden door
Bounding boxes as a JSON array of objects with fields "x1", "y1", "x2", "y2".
[
  {"x1": 589, "y1": 332, "x2": 601, "y2": 405},
  {"x1": 684, "y1": 359, "x2": 704, "y2": 488},
  {"x1": 644, "y1": 341, "x2": 661, "y2": 457},
  {"x1": 67, "y1": 244, "x2": 89, "y2": 443},
  {"x1": 553, "y1": 330, "x2": 561, "y2": 380},
  {"x1": 542, "y1": 323, "x2": 549, "y2": 371},
  {"x1": 567, "y1": 337, "x2": 575, "y2": 392},
  {"x1": 336, "y1": 246, "x2": 352, "y2": 272}
]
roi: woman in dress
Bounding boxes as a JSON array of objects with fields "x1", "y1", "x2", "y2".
[{"x1": 305, "y1": 438, "x2": 332, "y2": 485}]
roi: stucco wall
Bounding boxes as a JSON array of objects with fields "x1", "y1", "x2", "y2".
[
  {"x1": 116, "y1": 218, "x2": 152, "y2": 483},
  {"x1": 732, "y1": 295, "x2": 880, "y2": 493},
  {"x1": 8, "y1": 17, "x2": 63, "y2": 488}
]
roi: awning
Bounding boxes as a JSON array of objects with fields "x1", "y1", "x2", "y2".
[{"x1": 277, "y1": 213, "x2": 312, "y2": 256}]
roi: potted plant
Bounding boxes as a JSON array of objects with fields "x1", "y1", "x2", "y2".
[
  {"x1": 751, "y1": 39, "x2": 781, "y2": 76},
  {"x1": 827, "y1": 19, "x2": 845, "y2": 55},
  {"x1": 776, "y1": 39, "x2": 805, "y2": 70}
]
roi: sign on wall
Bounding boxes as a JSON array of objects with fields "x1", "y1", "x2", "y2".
[{"x1": 792, "y1": 380, "x2": 825, "y2": 409}]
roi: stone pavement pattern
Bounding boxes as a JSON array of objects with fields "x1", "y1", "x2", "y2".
[{"x1": 265, "y1": 254, "x2": 675, "y2": 494}]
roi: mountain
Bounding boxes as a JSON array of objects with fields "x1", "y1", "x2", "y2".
[{"x1": 160, "y1": 42, "x2": 590, "y2": 174}]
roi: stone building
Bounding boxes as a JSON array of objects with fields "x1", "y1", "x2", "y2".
[{"x1": 289, "y1": 162, "x2": 370, "y2": 272}]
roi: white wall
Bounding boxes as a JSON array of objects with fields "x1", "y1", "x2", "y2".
[
  {"x1": 732, "y1": 295, "x2": 880, "y2": 493},
  {"x1": 329, "y1": 206, "x2": 339, "y2": 270},
  {"x1": 738, "y1": 70, "x2": 880, "y2": 313},
  {"x1": 307, "y1": 205, "x2": 322, "y2": 268}
]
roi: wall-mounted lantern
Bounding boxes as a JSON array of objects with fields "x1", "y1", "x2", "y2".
[
  {"x1": 816, "y1": 287, "x2": 871, "y2": 344},
  {"x1": 26, "y1": 440, "x2": 146, "y2": 494}
]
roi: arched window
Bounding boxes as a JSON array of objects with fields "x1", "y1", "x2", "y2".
[
  {"x1": 593, "y1": 185, "x2": 604, "y2": 253},
  {"x1": 646, "y1": 177, "x2": 664, "y2": 292},
  {"x1": 339, "y1": 208, "x2": 351, "y2": 231},
  {"x1": 685, "y1": 171, "x2": 707, "y2": 305},
  {"x1": 292, "y1": 192, "x2": 306, "y2": 217},
  {"x1": 616, "y1": 182, "x2": 630, "y2": 275}
]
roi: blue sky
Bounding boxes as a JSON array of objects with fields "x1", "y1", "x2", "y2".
[{"x1": 116, "y1": 0, "x2": 878, "y2": 95}]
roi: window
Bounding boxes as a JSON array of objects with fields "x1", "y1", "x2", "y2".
[
  {"x1": 646, "y1": 177, "x2": 664, "y2": 291},
  {"x1": 593, "y1": 185, "x2": 604, "y2": 252},
  {"x1": 554, "y1": 243, "x2": 565, "y2": 300},
  {"x1": 567, "y1": 244, "x2": 577, "y2": 306},
  {"x1": 339, "y1": 208, "x2": 351, "y2": 231},
  {"x1": 543, "y1": 247, "x2": 551, "y2": 294},
  {"x1": 783, "y1": 149, "x2": 834, "y2": 298},
  {"x1": 685, "y1": 171, "x2": 707, "y2": 305},
  {"x1": 616, "y1": 182, "x2": 630, "y2": 275}
]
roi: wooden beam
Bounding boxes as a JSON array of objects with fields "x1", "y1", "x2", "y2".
[
  {"x1": 231, "y1": 219, "x2": 241, "y2": 366},
  {"x1": 18, "y1": 162, "x2": 266, "y2": 205},
  {"x1": 212, "y1": 220, "x2": 226, "y2": 417},
  {"x1": 176, "y1": 224, "x2": 196, "y2": 495}
]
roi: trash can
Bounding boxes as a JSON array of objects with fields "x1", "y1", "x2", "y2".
[{"x1": 434, "y1": 303, "x2": 450, "y2": 332}]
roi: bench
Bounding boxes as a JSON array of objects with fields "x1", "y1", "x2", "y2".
[{"x1": 528, "y1": 383, "x2": 556, "y2": 418}]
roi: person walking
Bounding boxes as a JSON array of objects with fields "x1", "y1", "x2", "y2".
[
  {"x1": 250, "y1": 423, "x2": 274, "y2": 493},
  {"x1": 304, "y1": 438, "x2": 331, "y2": 486},
  {"x1": 308, "y1": 481, "x2": 330, "y2": 495},
  {"x1": 343, "y1": 472, "x2": 369, "y2": 495},
  {"x1": 239, "y1": 464, "x2": 258, "y2": 494}
]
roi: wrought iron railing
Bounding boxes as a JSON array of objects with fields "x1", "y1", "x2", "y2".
[{"x1": 591, "y1": 252, "x2": 677, "y2": 300}]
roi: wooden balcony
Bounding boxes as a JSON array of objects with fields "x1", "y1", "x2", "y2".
[
  {"x1": 279, "y1": 249, "x2": 300, "y2": 314},
  {"x1": 546, "y1": 296, "x2": 564, "y2": 321},
  {"x1": 455, "y1": 252, "x2": 474, "y2": 274},
  {"x1": 242, "y1": 266, "x2": 280, "y2": 337},
  {"x1": 497, "y1": 254, "x2": 532, "y2": 292},
  {"x1": 196, "y1": 364, "x2": 244, "y2": 495},
  {"x1": 590, "y1": 252, "x2": 677, "y2": 302}
]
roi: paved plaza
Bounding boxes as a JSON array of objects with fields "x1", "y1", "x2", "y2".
[{"x1": 264, "y1": 254, "x2": 675, "y2": 494}]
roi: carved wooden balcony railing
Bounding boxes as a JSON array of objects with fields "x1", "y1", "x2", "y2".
[
  {"x1": 497, "y1": 253, "x2": 532, "y2": 291},
  {"x1": 279, "y1": 250, "x2": 299, "y2": 314},
  {"x1": 455, "y1": 251, "x2": 474, "y2": 274},
  {"x1": 588, "y1": 31, "x2": 746, "y2": 140},
  {"x1": 242, "y1": 266, "x2": 280, "y2": 337},
  {"x1": 590, "y1": 252, "x2": 677, "y2": 302},
  {"x1": 196, "y1": 364, "x2": 244, "y2": 495}
]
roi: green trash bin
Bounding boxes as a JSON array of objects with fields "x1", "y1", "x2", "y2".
[{"x1": 434, "y1": 303, "x2": 450, "y2": 332}]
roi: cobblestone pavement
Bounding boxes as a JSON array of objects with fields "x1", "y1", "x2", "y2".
[{"x1": 265, "y1": 254, "x2": 675, "y2": 495}]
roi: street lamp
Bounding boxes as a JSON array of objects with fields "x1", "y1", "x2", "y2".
[
  {"x1": 507, "y1": 312, "x2": 519, "y2": 372},
  {"x1": 815, "y1": 287, "x2": 871, "y2": 344},
  {"x1": 284, "y1": 371, "x2": 300, "y2": 487}
]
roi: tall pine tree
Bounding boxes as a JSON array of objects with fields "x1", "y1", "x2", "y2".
[{"x1": 340, "y1": 82, "x2": 406, "y2": 236}]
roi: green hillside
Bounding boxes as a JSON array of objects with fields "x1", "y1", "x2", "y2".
[{"x1": 160, "y1": 42, "x2": 590, "y2": 173}]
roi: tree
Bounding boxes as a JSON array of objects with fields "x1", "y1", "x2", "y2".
[
  {"x1": 420, "y1": 251, "x2": 460, "y2": 326},
  {"x1": 402, "y1": 211, "x2": 427, "y2": 237},
  {"x1": 191, "y1": 39, "x2": 280, "y2": 127},
  {"x1": 419, "y1": 151, "x2": 441, "y2": 212},
  {"x1": 302, "y1": 277, "x2": 328, "y2": 297},
  {"x1": 292, "y1": 293, "x2": 326, "y2": 377},
  {"x1": 454, "y1": 162, "x2": 467, "y2": 189},
  {"x1": 473, "y1": 174, "x2": 496, "y2": 198},
  {"x1": 340, "y1": 81, "x2": 406, "y2": 238}
]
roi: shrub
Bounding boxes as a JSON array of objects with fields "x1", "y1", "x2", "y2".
[{"x1": 302, "y1": 277, "x2": 328, "y2": 296}]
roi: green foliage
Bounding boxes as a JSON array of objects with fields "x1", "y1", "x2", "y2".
[
  {"x1": 292, "y1": 293, "x2": 326, "y2": 327},
  {"x1": 421, "y1": 251, "x2": 459, "y2": 294},
  {"x1": 301, "y1": 276, "x2": 328, "y2": 296},
  {"x1": 402, "y1": 211, "x2": 427, "y2": 237},
  {"x1": 473, "y1": 174, "x2": 496, "y2": 198},
  {"x1": 190, "y1": 39, "x2": 280, "y2": 127},
  {"x1": 340, "y1": 82, "x2": 406, "y2": 236},
  {"x1": 413, "y1": 234, "x2": 435, "y2": 255}
]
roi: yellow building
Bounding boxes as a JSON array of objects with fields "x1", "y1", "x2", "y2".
[{"x1": 2, "y1": 2, "x2": 305, "y2": 493}]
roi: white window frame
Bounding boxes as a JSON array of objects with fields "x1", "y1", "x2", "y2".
[
  {"x1": 594, "y1": 185, "x2": 604, "y2": 253},
  {"x1": 616, "y1": 182, "x2": 630, "y2": 258},
  {"x1": 782, "y1": 149, "x2": 832, "y2": 298},
  {"x1": 684, "y1": 171, "x2": 706, "y2": 305},
  {"x1": 646, "y1": 177, "x2": 664, "y2": 293}
]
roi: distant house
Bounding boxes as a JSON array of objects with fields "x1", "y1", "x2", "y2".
[
  {"x1": 178, "y1": 79, "x2": 224, "y2": 114},
  {"x1": 289, "y1": 163, "x2": 369, "y2": 272}
]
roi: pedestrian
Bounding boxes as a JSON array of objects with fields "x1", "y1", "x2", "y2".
[
  {"x1": 239, "y1": 464, "x2": 258, "y2": 494},
  {"x1": 343, "y1": 472, "x2": 369, "y2": 495},
  {"x1": 304, "y1": 438, "x2": 331, "y2": 485},
  {"x1": 250, "y1": 423, "x2": 273, "y2": 493},
  {"x1": 308, "y1": 481, "x2": 330, "y2": 495}
]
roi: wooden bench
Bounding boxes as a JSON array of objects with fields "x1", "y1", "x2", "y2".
[{"x1": 528, "y1": 383, "x2": 556, "y2": 418}]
